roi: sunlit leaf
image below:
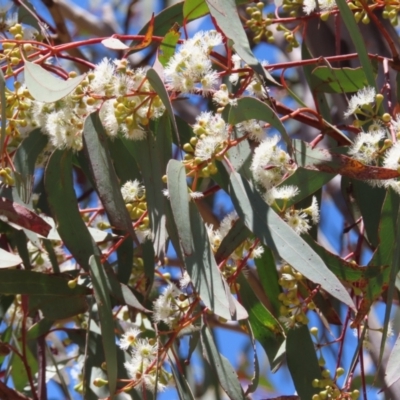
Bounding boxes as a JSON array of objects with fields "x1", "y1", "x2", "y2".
[
  {"x1": 183, "y1": 0, "x2": 209, "y2": 20},
  {"x1": 229, "y1": 171, "x2": 355, "y2": 309},
  {"x1": 386, "y1": 333, "x2": 400, "y2": 389},
  {"x1": 0, "y1": 248, "x2": 22, "y2": 268},
  {"x1": 101, "y1": 37, "x2": 129, "y2": 50},
  {"x1": 158, "y1": 24, "x2": 180, "y2": 67},
  {"x1": 24, "y1": 60, "x2": 84, "y2": 102},
  {"x1": 310, "y1": 66, "x2": 368, "y2": 93},
  {"x1": 167, "y1": 160, "x2": 193, "y2": 256}
]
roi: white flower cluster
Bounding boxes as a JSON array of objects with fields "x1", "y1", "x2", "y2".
[
  {"x1": 206, "y1": 211, "x2": 264, "y2": 260},
  {"x1": 164, "y1": 30, "x2": 222, "y2": 93},
  {"x1": 193, "y1": 111, "x2": 228, "y2": 161},
  {"x1": 20, "y1": 58, "x2": 165, "y2": 151},
  {"x1": 250, "y1": 135, "x2": 296, "y2": 190},
  {"x1": 153, "y1": 283, "x2": 189, "y2": 328},
  {"x1": 236, "y1": 119, "x2": 266, "y2": 142},
  {"x1": 303, "y1": 0, "x2": 337, "y2": 15},
  {"x1": 344, "y1": 86, "x2": 376, "y2": 119},
  {"x1": 121, "y1": 179, "x2": 145, "y2": 203}
]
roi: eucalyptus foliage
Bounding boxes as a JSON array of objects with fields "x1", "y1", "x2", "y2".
[{"x1": 1, "y1": 0, "x2": 400, "y2": 399}]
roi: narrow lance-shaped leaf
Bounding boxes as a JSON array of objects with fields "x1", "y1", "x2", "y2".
[
  {"x1": 45, "y1": 150, "x2": 97, "y2": 270},
  {"x1": 146, "y1": 68, "x2": 179, "y2": 139},
  {"x1": 89, "y1": 255, "x2": 117, "y2": 397},
  {"x1": 24, "y1": 60, "x2": 85, "y2": 103},
  {"x1": 184, "y1": 200, "x2": 245, "y2": 320},
  {"x1": 167, "y1": 160, "x2": 193, "y2": 256},
  {"x1": 201, "y1": 325, "x2": 246, "y2": 400},
  {"x1": 237, "y1": 273, "x2": 284, "y2": 365},
  {"x1": 228, "y1": 171, "x2": 355, "y2": 310},
  {"x1": 286, "y1": 325, "x2": 321, "y2": 398},
  {"x1": 206, "y1": 0, "x2": 279, "y2": 86},
  {"x1": 385, "y1": 332, "x2": 400, "y2": 389},
  {"x1": 122, "y1": 127, "x2": 168, "y2": 260},
  {"x1": 13, "y1": 128, "x2": 48, "y2": 205},
  {"x1": 83, "y1": 111, "x2": 136, "y2": 238},
  {"x1": 335, "y1": 0, "x2": 376, "y2": 88}
]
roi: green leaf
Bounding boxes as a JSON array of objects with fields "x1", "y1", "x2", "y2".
[
  {"x1": 222, "y1": 97, "x2": 291, "y2": 150},
  {"x1": 29, "y1": 294, "x2": 88, "y2": 319},
  {"x1": 237, "y1": 273, "x2": 284, "y2": 365},
  {"x1": 215, "y1": 218, "x2": 251, "y2": 261},
  {"x1": 168, "y1": 351, "x2": 196, "y2": 400},
  {"x1": 167, "y1": 160, "x2": 193, "y2": 256},
  {"x1": 11, "y1": 339, "x2": 38, "y2": 392},
  {"x1": 187, "y1": 201, "x2": 246, "y2": 320},
  {"x1": 13, "y1": 128, "x2": 48, "y2": 205},
  {"x1": 293, "y1": 139, "x2": 399, "y2": 180},
  {"x1": 83, "y1": 112, "x2": 136, "y2": 237},
  {"x1": 205, "y1": 0, "x2": 278, "y2": 86},
  {"x1": 146, "y1": 68, "x2": 179, "y2": 139},
  {"x1": 286, "y1": 325, "x2": 321, "y2": 398},
  {"x1": 0, "y1": 248, "x2": 22, "y2": 268},
  {"x1": 45, "y1": 150, "x2": 99, "y2": 270},
  {"x1": 183, "y1": 0, "x2": 209, "y2": 20},
  {"x1": 122, "y1": 130, "x2": 167, "y2": 260},
  {"x1": 385, "y1": 333, "x2": 400, "y2": 389},
  {"x1": 370, "y1": 188, "x2": 400, "y2": 266},
  {"x1": 24, "y1": 60, "x2": 85, "y2": 102},
  {"x1": 334, "y1": 0, "x2": 376, "y2": 88},
  {"x1": 302, "y1": 234, "x2": 387, "y2": 282},
  {"x1": 201, "y1": 325, "x2": 246, "y2": 400},
  {"x1": 159, "y1": 27, "x2": 181, "y2": 67},
  {"x1": 378, "y1": 189, "x2": 400, "y2": 366},
  {"x1": 228, "y1": 171, "x2": 355, "y2": 310},
  {"x1": 254, "y1": 246, "x2": 281, "y2": 316},
  {"x1": 89, "y1": 255, "x2": 117, "y2": 398},
  {"x1": 353, "y1": 180, "x2": 386, "y2": 248},
  {"x1": 310, "y1": 66, "x2": 368, "y2": 93},
  {"x1": 27, "y1": 318, "x2": 54, "y2": 340},
  {"x1": 107, "y1": 137, "x2": 141, "y2": 184},
  {"x1": 139, "y1": 2, "x2": 184, "y2": 37},
  {"x1": 0, "y1": 270, "x2": 90, "y2": 295},
  {"x1": 276, "y1": 167, "x2": 334, "y2": 209}
]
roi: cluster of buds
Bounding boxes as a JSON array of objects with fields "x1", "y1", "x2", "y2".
[
  {"x1": 311, "y1": 368, "x2": 360, "y2": 399},
  {"x1": 347, "y1": 0, "x2": 373, "y2": 24},
  {"x1": 276, "y1": 24, "x2": 300, "y2": 51},
  {"x1": 278, "y1": 264, "x2": 315, "y2": 328},
  {"x1": 0, "y1": 167, "x2": 14, "y2": 186},
  {"x1": 382, "y1": 0, "x2": 400, "y2": 25},
  {"x1": 245, "y1": 3, "x2": 275, "y2": 44}
]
